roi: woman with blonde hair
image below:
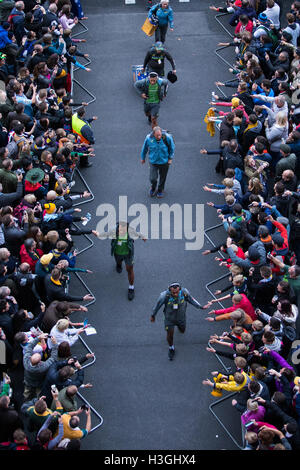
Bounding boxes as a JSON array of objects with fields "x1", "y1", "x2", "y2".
[
  {"x1": 241, "y1": 398, "x2": 266, "y2": 429},
  {"x1": 47, "y1": 318, "x2": 86, "y2": 349},
  {"x1": 265, "y1": 110, "x2": 289, "y2": 167},
  {"x1": 42, "y1": 230, "x2": 60, "y2": 253}
]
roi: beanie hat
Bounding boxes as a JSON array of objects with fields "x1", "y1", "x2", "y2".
[
  {"x1": 154, "y1": 41, "x2": 164, "y2": 51},
  {"x1": 258, "y1": 13, "x2": 269, "y2": 24},
  {"x1": 40, "y1": 253, "x2": 54, "y2": 265},
  {"x1": 44, "y1": 203, "x2": 56, "y2": 214},
  {"x1": 231, "y1": 97, "x2": 240, "y2": 108}
]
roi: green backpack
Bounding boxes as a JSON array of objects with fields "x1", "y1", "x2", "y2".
[{"x1": 260, "y1": 25, "x2": 279, "y2": 47}]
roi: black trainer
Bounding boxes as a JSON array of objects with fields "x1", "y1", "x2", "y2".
[
  {"x1": 116, "y1": 264, "x2": 122, "y2": 273},
  {"x1": 168, "y1": 348, "x2": 175, "y2": 361},
  {"x1": 128, "y1": 288, "x2": 135, "y2": 300}
]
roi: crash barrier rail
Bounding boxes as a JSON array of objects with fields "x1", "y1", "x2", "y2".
[
  {"x1": 209, "y1": 391, "x2": 245, "y2": 450},
  {"x1": 77, "y1": 390, "x2": 104, "y2": 433},
  {"x1": 65, "y1": 21, "x2": 103, "y2": 433},
  {"x1": 204, "y1": 224, "x2": 232, "y2": 373},
  {"x1": 215, "y1": 44, "x2": 236, "y2": 71},
  {"x1": 72, "y1": 167, "x2": 95, "y2": 207},
  {"x1": 215, "y1": 12, "x2": 234, "y2": 39},
  {"x1": 205, "y1": 11, "x2": 247, "y2": 449}
]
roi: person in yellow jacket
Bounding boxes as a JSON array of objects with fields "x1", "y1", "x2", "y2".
[
  {"x1": 204, "y1": 107, "x2": 216, "y2": 137},
  {"x1": 71, "y1": 106, "x2": 97, "y2": 167},
  {"x1": 202, "y1": 370, "x2": 252, "y2": 397}
]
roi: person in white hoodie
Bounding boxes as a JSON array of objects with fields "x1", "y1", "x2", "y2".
[
  {"x1": 263, "y1": 0, "x2": 281, "y2": 30},
  {"x1": 283, "y1": 12, "x2": 300, "y2": 47},
  {"x1": 47, "y1": 318, "x2": 85, "y2": 350}
]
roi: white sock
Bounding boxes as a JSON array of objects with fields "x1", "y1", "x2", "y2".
[
  {"x1": 169, "y1": 345, "x2": 174, "y2": 350},
  {"x1": 129, "y1": 285, "x2": 134, "y2": 290}
]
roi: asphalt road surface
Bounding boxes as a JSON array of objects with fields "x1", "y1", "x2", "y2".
[{"x1": 65, "y1": 0, "x2": 290, "y2": 451}]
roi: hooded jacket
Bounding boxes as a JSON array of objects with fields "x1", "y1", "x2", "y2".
[
  {"x1": 0, "y1": 25, "x2": 11, "y2": 49},
  {"x1": 226, "y1": 240, "x2": 267, "y2": 274},
  {"x1": 134, "y1": 76, "x2": 168, "y2": 102}
]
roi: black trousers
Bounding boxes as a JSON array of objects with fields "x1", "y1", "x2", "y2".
[
  {"x1": 155, "y1": 24, "x2": 168, "y2": 43},
  {"x1": 150, "y1": 163, "x2": 169, "y2": 192}
]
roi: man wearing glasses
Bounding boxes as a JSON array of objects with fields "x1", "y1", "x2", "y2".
[{"x1": 150, "y1": 283, "x2": 204, "y2": 360}]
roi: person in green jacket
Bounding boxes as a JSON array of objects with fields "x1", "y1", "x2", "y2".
[
  {"x1": 275, "y1": 143, "x2": 297, "y2": 178},
  {"x1": 0, "y1": 159, "x2": 17, "y2": 194},
  {"x1": 98, "y1": 221, "x2": 146, "y2": 301}
]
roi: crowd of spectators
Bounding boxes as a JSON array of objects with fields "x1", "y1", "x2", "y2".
[
  {"x1": 201, "y1": 0, "x2": 300, "y2": 450},
  {"x1": 0, "y1": 0, "x2": 99, "y2": 451}
]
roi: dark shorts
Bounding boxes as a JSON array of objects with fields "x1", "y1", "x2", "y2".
[
  {"x1": 114, "y1": 253, "x2": 134, "y2": 267},
  {"x1": 164, "y1": 320, "x2": 186, "y2": 331},
  {"x1": 144, "y1": 102, "x2": 160, "y2": 117}
]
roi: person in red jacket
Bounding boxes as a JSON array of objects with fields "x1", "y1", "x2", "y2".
[
  {"x1": 217, "y1": 244, "x2": 246, "y2": 269},
  {"x1": 209, "y1": 293, "x2": 257, "y2": 321},
  {"x1": 19, "y1": 238, "x2": 43, "y2": 273},
  {"x1": 268, "y1": 215, "x2": 290, "y2": 277},
  {"x1": 234, "y1": 14, "x2": 253, "y2": 36}
]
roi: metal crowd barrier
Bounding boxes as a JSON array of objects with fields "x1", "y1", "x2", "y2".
[
  {"x1": 205, "y1": 11, "x2": 248, "y2": 450},
  {"x1": 209, "y1": 392, "x2": 244, "y2": 450},
  {"x1": 66, "y1": 19, "x2": 103, "y2": 433},
  {"x1": 215, "y1": 12, "x2": 234, "y2": 39},
  {"x1": 204, "y1": 223, "x2": 232, "y2": 374},
  {"x1": 215, "y1": 44, "x2": 236, "y2": 71}
]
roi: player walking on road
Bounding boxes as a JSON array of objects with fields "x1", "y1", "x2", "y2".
[
  {"x1": 98, "y1": 221, "x2": 146, "y2": 301},
  {"x1": 148, "y1": 0, "x2": 174, "y2": 44},
  {"x1": 141, "y1": 126, "x2": 175, "y2": 198},
  {"x1": 150, "y1": 283, "x2": 204, "y2": 360},
  {"x1": 142, "y1": 41, "x2": 176, "y2": 77},
  {"x1": 134, "y1": 71, "x2": 168, "y2": 128}
]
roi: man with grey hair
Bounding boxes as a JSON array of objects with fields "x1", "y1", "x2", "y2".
[
  {"x1": 42, "y1": 2, "x2": 59, "y2": 28},
  {"x1": 23, "y1": 332, "x2": 58, "y2": 400},
  {"x1": 148, "y1": 0, "x2": 174, "y2": 44},
  {"x1": 8, "y1": 1, "x2": 25, "y2": 39},
  {"x1": 141, "y1": 125, "x2": 175, "y2": 198},
  {"x1": 252, "y1": 93, "x2": 288, "y2": 125}
]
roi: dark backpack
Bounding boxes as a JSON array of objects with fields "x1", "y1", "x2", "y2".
[{"x1": 150, "y1": 3, "x2": 161, "y2": 25}]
